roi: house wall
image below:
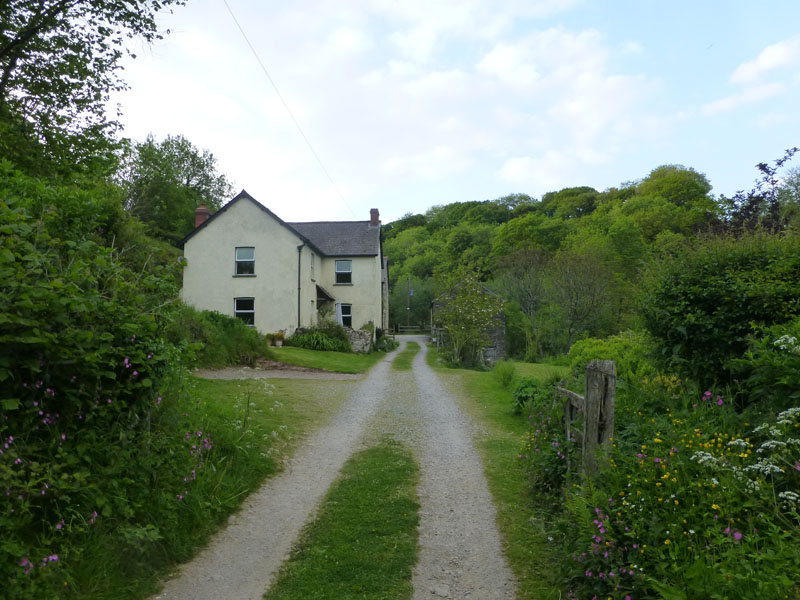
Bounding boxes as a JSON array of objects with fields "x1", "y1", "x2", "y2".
[
  {"x1": 319, "y1": 255, "x2": 382, "y2": 331},
  {"x1": 182, "y1": 198, "x2": 312, "y2": 335}
]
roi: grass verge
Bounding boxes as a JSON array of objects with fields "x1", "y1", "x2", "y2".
[
  {"x1": 270, "y1": 346, "x2": 386, "y2": 373},
  {"x1": 65, "y1": 376, "x2": 353, "y2": 600},
  {"x1": 512, "y1": 361, "x2": 569, "y2": 381},
  {"x1": 426, "y1": 345, "x2": 566, "y2": 600},
  {"x1": 392, "y1": 341, "x2": 420, "y2": 370},
  {"x1": 264, "y1": 440, "x2": 420, "y2": 600}
]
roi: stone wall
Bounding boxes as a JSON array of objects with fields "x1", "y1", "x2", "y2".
[{"x1": 346, "y1": 328, "x2": 373, "y2": 353}]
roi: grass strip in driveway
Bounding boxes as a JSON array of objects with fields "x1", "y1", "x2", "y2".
[
  {"x1": 392, "y1": 341, "x2": 420, "y2": 370},
  {"x1": 426, "y1": 345, "x2": 566, "y2": 600},
  {"x1": 264, "y1": 440, "x2": 419, "y2": 600},
  {"x1": 270, "y1": 346, "x2": 386, "y2": 373}
]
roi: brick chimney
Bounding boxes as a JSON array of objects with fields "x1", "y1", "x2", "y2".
[
  {"x1": 370, "y1": 208, "x2": 380, "y2": 226},
  {"x1": 195, "y1": 204, "x2": 211, "y2": 228}
]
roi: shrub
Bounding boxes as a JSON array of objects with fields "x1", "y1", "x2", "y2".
[
  {"x1": 732, "y1": 316, "x2": 800, "y2": 411},
  {"x1": 286, "y1": 323, "x2": 351, "y2": 353},
  {"x1": 512, "y1": 375, "x2": 560, "y2": 415},
  {"x1": 375, "y1": 337, "x2": 399, "y2": 352},
  {"x1": 568, "y1": 330, "x2": 658, "y2": 383},
  {"x1": 0, "y1": 167, "x2": 185, "y2": 596},
  {"x1": 641, "y1": 231, "x2": 800, "y2": 387},
  {"x1": 492, "y1": 360, "x2": 517, "y2": 389},
  {"x1": 165, "y1": 304, "x2": 271, "y2": 367}
]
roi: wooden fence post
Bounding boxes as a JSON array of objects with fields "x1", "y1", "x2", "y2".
[{"x1": 582, "y1": 360, "x2": 616, "y2": 477}]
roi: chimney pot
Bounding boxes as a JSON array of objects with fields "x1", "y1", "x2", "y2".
[
  {"x1": 195, "y1": 204, "x2": 211, "y2": 228},
  {"x1": 370, "y1": 208, "x2": 380, "y2": 226}
]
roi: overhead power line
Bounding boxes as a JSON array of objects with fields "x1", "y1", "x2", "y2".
[{"x1": 221, "y1": 0, "x2": 356, "y2": 218}]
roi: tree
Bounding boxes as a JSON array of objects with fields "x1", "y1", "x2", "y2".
[
  {"x1": 540, "y1": 186, "x2": 599, "y2": 219},
  {"x1": 493, "y1": 249, "x2": 549, "y2": 359},
  {"x1": 549, "y1": 251, "x2": 613, "y2": 349},
  {"x1": 433, "y1": 272, "x2": 504, "y2": 366},
  {"x1": 636, "y1": 165, "x2": 712, "y2": 207},
  {"x1": 118, "y1": 134, "x2": 233, "y2": 243},
  {"x1": 722, "y1": 148, "x2": 800, "y2": 233},
  {"x1": 0, "y1": 0, "x2": 186, "y2": 174}
]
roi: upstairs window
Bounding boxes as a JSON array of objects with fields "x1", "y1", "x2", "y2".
[
  {"x1": 335, "y1": 260, "x2": 352, "y2": 284},
  {"x1": 234, "y1": 297, "x2": 255, "y2": 325},
  {"x1": 235, "y1": 247, "x2": 255, "y2": 275}
]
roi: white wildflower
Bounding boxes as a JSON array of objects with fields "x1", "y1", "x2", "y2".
[
  {"x1": 743, "y1": 458, "x2": 784, "y2": 476},
  {"x1": 778, "y1": 491, "x2": 800, "y2": 509},
  {"x1": 690, "y1": 451, "x2": 719, "y2": 467},
  {"x1": 757, "y1": 440, "x2": 787, "y2": 453}
]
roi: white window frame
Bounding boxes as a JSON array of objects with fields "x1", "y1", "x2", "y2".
[
  {"x1": 235, "y1": 246, "x2": 255, "y2": 276},
  {"x1": 234, "y1": 297, "x2": 255, "y2": 326},
  {"x1": 335, "y1": 259, "x2": 352, "y2": 284}
]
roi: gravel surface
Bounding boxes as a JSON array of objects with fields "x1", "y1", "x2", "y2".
[
  {"x1": 152, "y1": 353, "x2": 394, "y2": 600},
  {"x1": 152, "y1": 338, "x2": 517, "y2": 599},
  {"x1": 193, "y1": 364, "x2": 361, "y2": 381},
  {"x1": 408, "y1": 338, "x2": 517, "y2": 600}
]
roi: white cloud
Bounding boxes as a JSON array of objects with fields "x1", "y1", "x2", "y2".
[
  {"x1": 499, "y1": 151, "x2": 576, "y2": 190},
  {"x1": 383, "y1": 146, "x2": 474, "y2": 178},
  {"x1": 702, "y1": 82, "x2": 785, "y2": 115},
  {"x1": 326, "y1": 26, "x2": 373, "y2": 57},
  {"x1": 731, "y1": 36, "x2": 800, "y2": 84}
]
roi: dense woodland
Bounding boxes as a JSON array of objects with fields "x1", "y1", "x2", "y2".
[
  {"x1": 385, "y1": 158, "x2": 800, "y2": 380},
  {"x1": 1, "y1": 1, "x2": 799, "y2": 598}
]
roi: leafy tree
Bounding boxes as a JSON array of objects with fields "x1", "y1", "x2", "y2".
[
  {"x1": 433, "y1": 272, "x2": 504, "y2": 366},
  {"x1": 0, "y1": 0, "x2": 186, "y2": 176},
  {"x1": 540, "y1": 186, "x2": 599, "y2": 219},
  {"x1": 381, "y1": 212, "x2": 426, "y2": 240},
  {"x1": 636, "y1": 165, "x2": 712, "y2": 207},
  {"x1": 722, "y1": 148, "x2": 799, "y2": 233},
  {"x1": 493, "y1": 249, "x2": 549, "y2": 358},
  {"x1": 549, "y1": 251, "x2": 614, "y2": 349},
  {"x1": 118, "y1": 134, "x2": 233, "y2": 243}
]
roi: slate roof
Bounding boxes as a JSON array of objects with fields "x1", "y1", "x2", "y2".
[
  {"x1": 287, "y1": 221, "x2": 380, "y2": 257},
  {"x1": 180, "y1": 190, "x2": 380, "y2": 257}
]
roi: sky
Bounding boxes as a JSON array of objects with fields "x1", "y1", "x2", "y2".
[{"x1": 108, "y1": 0, "x2": 800, "y2": 223}]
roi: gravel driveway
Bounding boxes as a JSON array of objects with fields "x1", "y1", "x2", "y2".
[{"x1": 153, "y1": 337, "x2": 516, "y2": 600}]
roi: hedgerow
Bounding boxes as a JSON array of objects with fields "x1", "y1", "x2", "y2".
[{"x1": 0, "y1": 165, "x2": 276, "y2": 598}]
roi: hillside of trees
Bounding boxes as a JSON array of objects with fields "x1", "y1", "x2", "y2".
[{"x1": 385, "y1": 157, "x2": 800, "y2": 375}]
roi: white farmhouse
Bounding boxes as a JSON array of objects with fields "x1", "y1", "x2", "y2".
[{"x1": 180, "y1": 191, "x2": 388, "y2": 337}]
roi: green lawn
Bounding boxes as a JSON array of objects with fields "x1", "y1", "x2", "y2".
[
  {"x1": 392, "y1": 341, "x2": 420, "y2": 370},
  {"x1": 264, "y1": 441, "x2": 419, "y2": 600},
  {"x1": 512, "y1": 360, "x2": 569, "y2": 381},
  {"x1": 270, "y1": 346, "x2": 386, "y2": 373},
  {"x1": 426, "y1": 346, "x2": 566, "y2": 600}
]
